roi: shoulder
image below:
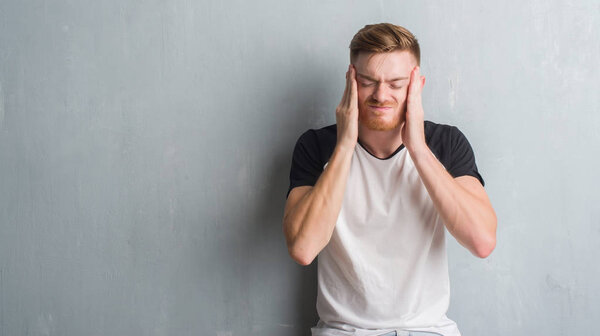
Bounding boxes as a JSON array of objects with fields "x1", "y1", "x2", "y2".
[
  {"x1": 424, "y1": 120, "x2": 460, "y2": 142},
  {"x1": 425, "y1": 120, "x2": 452, "y2": 157},
  {"x1": 424, "y1": 119, "x2": 474, "y2": 165},
  {"x1": 294, "y1": 124, "x2": 337, "y2": 162},
  {"x1": 303, "y1": 123, "x2": 337, "y2": 144},
  {"x1": 287, "y1": 124, "x2": 338, "y2": 197},
  {"x1": 424, "y1": 119, "x2": 485, "y2": 185},
  {"x1": 424, "y1": 119, "x2": 470, "y2": 150}
]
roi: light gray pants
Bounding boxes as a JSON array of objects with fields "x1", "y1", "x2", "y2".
[{"x1": 378, "y1": 331, "x2": 444, "y2": 336}]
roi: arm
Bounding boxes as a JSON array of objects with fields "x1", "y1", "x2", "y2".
[
  {"x1": 283, "y1": 64, "x2": 359, "y2": 266},
  {"x1": 283, "y1": 145, "x2": 354, "y2": 265},
  {"x1": 410, "y1": 148, "x2": 497, "y2": 258},
  {"x1": 401, "y1": 66, "x2": 497, "y2": 258}
]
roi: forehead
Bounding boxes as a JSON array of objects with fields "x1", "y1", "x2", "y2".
[{"x1": 354, "y1": 50, "x2": 417, "y2": 78}]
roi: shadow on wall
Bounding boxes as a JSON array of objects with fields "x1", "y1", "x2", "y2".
[
  {"x1": 243, "y1": 58, "x2": 330, "y2": 335},
  {"x1": 256, "y1": 159, "x2": 320, "y2": 335},
  {"x1": 193, "y1": 52, "x2": 330, "y2": 335},
  {"x1": 258, "y1": 157, "x2": 320, "y2": 336},
  {"x1": 255, "y1": 63, "x2": 327, "y2": 336}
]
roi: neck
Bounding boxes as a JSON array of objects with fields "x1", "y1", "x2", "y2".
[{"x1": 357, "y1": 122, "x2": 405, "y2": 159}]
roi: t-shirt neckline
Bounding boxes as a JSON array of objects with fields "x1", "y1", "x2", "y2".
[{"x1": 356, "y1": 138, "x2": 405, "y2": 161}]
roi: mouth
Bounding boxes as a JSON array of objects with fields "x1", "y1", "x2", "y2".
[{"x1": 368, "y1": 105, "x2": 393, "y2": 112}]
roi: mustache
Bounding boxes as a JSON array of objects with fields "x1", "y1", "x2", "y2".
[{"x1": 366, "y1": 100, "x2": 395, "y2": 108}]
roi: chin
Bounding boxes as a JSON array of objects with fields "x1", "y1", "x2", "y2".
[
  {"x1": 360, "y1": 114, "x2": 403, "y2": 131},
  {"x1": 359, "y1": 105, "x2": 404, "y2": 131}
]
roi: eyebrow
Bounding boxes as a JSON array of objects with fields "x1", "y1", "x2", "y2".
[{"x1": 357, "y1": 72, "x2": 408, "y2": 82}]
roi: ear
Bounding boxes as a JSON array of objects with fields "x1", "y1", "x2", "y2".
[{"x1": 421, "y1": 76, "x2": 426, "y2": 89}]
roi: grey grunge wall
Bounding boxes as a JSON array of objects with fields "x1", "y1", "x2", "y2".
[{"x1": 1, "y1": 1, "x2": 599, "y2": 335}]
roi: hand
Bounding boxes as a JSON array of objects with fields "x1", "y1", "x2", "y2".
[
  {"x1": 401, "y1": 66, "x2": 427, "y2": 153},
  {"x1": 335, "y1": 64, "x2": 359, "y2": 148}
]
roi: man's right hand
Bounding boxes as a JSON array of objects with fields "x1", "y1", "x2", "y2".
[
  {"x1": 335, "y1": 64, "x2": 359, "y2": 148},
  {"x1": 283, "y1": 65, "x2": 359, "y2": 265}
]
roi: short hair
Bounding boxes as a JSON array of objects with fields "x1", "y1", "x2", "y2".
[{"x1": 349, "y1": 23, "x2": 420, "y2": 65}]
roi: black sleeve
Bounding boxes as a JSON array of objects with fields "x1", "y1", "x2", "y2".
[
  {"x1": 448, "y1": 126, "x2": 485, "y2": 187},
  {"x1": 286, "y1": 130, "x2": 323, "y2": 198}
]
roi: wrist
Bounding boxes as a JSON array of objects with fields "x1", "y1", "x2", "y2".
[
  {"x1": 407, "y1": 142, "x2": 431, "y2": 160},
  {"x1": 334, "y1": 141, "x2": 356, "y2": 155}
]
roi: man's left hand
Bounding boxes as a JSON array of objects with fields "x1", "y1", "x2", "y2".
[{"x1": 401, "y1": 66, "x2": 427, "y2": 153}]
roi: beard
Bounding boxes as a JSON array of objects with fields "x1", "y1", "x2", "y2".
[{"x1": 359, "y1": 99, "x2": 405, "y2": 131}]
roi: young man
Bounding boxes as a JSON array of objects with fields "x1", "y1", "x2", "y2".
[{"x1": 283, "y1": 23, "x2": 497, "y2": 336}]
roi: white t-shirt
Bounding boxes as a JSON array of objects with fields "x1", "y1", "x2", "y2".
[{"x1": 287, "y1": 121, "x2": 484, "y2": 336}]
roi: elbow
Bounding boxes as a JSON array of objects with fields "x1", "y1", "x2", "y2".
[
  {"x1": 283, "y1": 215, "x2": 327, "y2": 266},
  {"x1": 283, "y1": 227, "x2": 316, "y2": 266},
  {"x1": 473, "y1": 211, "x2": 497, "y2": 259},
  {"x1": 283, "y1": 223, "x2": 313, "y2": 266},
  {"x1": 287, "y1": 235, "x2": 317, "y2": 266},
  {"x1": 288, "y1": 245, "x2": 316, "y2": 266},
  {"x1": 283, "y1": 216, "x2": 320, "y2": 266},
  {"x1": 474, "y1": 227, "x2": 496, "y2": 259},
  {"x1": 474, "y1": 238, "x2": 495, "y2": 258}
]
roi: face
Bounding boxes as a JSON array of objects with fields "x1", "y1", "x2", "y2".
[{"x1": 353, "y1": 50, "x2": 418, "y2": 131}]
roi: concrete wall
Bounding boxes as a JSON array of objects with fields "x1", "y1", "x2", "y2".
[{"x1": 1, "y1": 1, "x2": 598, "y2": 335}]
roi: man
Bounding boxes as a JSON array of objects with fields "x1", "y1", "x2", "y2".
[{"x1": 283, "y1": 23, "x2": 497, "y2": 336}]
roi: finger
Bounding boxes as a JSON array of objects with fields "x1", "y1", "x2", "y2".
[
  {"x1": 348, "y1": 65, "x2": 358, "y2": 109},
  {"x1": 408, "y1": 66, "x2": 421, "y2": 98},
  {"x1": 339, "y1": 66, "x2": 351, "y2": 107},
  {"x1": 344, "y1": 65, "x2": 353, "y2": 105}
]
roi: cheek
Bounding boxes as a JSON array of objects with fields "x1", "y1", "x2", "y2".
[
  {"x1": 357, "y1": 88, "x2": 370, "y2": 103},
  {"x1": 356, "y1": 86, "x2": 373, "y2": 103},
  {"x1": 397, "y1": 90, "x2": 408, "y2": 103}
]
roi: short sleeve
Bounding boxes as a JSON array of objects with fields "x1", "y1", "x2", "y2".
[
  {"x1": 448, "y1": 126, "x2": 485, "y2": 187},
  {"x1": 286, "y1": 130, "x2": 323, "y2": 198}
]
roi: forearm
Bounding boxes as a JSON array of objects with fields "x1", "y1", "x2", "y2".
[
  {"x1": 409, "y1": 146, "x2": 496, "y2": 258},
  {"x1": 284, "y1": 144, "x2": 354, "y2": 265}
]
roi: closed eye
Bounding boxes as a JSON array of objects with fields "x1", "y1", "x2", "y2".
[
  {"x1": 359, "y1": 81, "x2": 404, "y2": 89},
  {"x1": 390, "y1": 80, "x2": 406, "y2": 89}
]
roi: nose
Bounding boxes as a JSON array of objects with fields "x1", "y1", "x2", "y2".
[{"x1": 372, "y1": 82, "x2": 391, "y2": 103}]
